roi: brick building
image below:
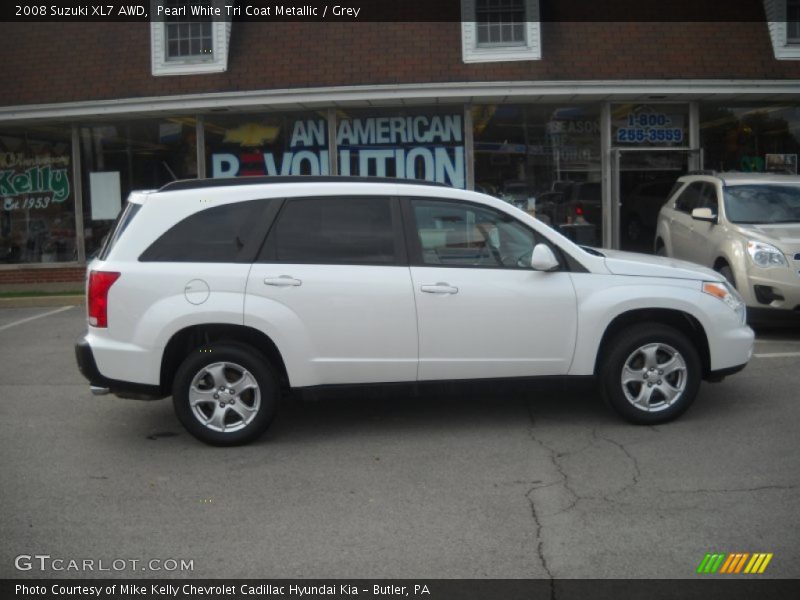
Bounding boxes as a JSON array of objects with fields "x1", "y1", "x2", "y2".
[{"x1": 1, "y1": 0, "x2": 800, "y2": 285}]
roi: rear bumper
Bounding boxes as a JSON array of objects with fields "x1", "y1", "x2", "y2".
[{"x1": 75, "y1": 337, "x2": 166, "y2": 400}]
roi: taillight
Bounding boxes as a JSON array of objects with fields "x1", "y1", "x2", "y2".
[
  {"x1": 575, "y1": 203, "x2": 584, "y2": 216},
  {"x1": 88, "y1": 271, "x2": 120, "y2": 328}
]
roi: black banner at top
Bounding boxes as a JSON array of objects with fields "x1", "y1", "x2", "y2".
[{"x1": 0, "y1": 0, "x2": 785, "y2": 23}]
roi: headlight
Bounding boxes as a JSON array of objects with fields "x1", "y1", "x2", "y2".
[
  {"x1": 747, "y1": 241, "x2": 787, "y2": 267},
  {"x1": 703, "y1": 280, "x2": 746, "y2": 323}
]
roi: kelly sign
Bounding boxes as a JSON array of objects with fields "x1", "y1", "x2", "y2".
[{"x1": 1, "y1": 152, "x2": 71, "y2": 211}]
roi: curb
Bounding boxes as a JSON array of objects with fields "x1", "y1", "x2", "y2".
[{"x1": 0, "y1": 295, "x2": 85, "y2": 309}]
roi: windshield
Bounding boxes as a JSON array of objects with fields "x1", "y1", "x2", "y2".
[{"x1": 723, "y1": 184, "x2": 800, "y2": 224}]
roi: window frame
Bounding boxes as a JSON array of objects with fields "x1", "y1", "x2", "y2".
[
  {"x1": 150, "y1": 0, "x2": 231, "y2": 76},
  {"x1": 475, "y1": 0, "x2": 527, "y2": 47},
  {"x1": 257, "y1": 195, "x2": 408, "y2": 267},
  {"x1": 400, "y1": 196, "x2": 568, "y2": 271},
  {"x1": 461, "y1": 0, "x2": 541, "y2": 63},
  {"x1": 765, "y1": 0, "x2": 800, "y2": 59}
]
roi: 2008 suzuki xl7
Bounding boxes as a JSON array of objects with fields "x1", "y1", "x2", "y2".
[{"x1": 76, "y1": 177, "x2": 753, "y2": 445}]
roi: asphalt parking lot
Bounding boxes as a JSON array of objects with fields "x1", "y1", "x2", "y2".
[{"x1": 1, "y1": 305, "x2": 799, "y2": 580}]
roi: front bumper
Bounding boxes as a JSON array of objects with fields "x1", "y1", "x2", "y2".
[
  {"x1": 75, "y1": 337, "x2": 166, "y2": 400},
  {"x1": 738, "y1": 264, "x2": 800, "y2": 313}
]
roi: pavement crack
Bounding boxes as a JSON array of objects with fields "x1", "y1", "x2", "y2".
[
  {"x1": 524, "y1": 484, "x2": 556, "y2": 595},
  {"x1": 592, "y1": 428, "x2": 641, "y2": 495},
  {"x1": 524, "y1": 400, "x2": 577, "y2": 595},
  {"x1": 659, "y1": 484, "x2": 798, "y2": 495}
]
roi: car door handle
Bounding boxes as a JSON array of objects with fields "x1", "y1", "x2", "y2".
[
  {"x1": 264, "y1": 275, "x2": 302, "y2": 287},
  {"x1": 420, "y1": 282, "x2": 459, "y2": 294}
]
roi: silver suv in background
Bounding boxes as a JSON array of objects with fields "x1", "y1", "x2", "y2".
[{"x1": 655, "y1": 172, "x2": 800, "y2": 317}]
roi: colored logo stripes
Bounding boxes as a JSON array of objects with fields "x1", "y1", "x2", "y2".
[{"x1": 697, "y1": 552, "x2": 773, "y2": 574}]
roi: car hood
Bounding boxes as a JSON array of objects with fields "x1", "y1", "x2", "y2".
[
  {"x1": 601, "y1": 249, "x2": 722, "y2": 282},
  {"x1": 736, "y1": 223, "x2": 800, "y2": 248}
]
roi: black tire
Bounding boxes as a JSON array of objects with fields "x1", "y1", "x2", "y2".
[
  {"x1": 626, "y1": 215, "x2": 643, "y2": 242},
  {"x1": 718, "y1": 264, "x2": 737, "y2": 289},
  {"x1": 655, "y1": 242, "x2": 667, "y2": 257},
  {"x1": 172, "y1": 342, "x2": 279, "y2": 446},
  {"x1": 600, "y1": 323, "x2": 702, "y2": 425}
]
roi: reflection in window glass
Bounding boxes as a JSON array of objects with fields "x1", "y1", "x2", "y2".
[
  {"x1": 273, "y1": 197, "x2": 395, "y2": 264},
  {"x1": 724, "y1": 185, "x2": 800, "y2": 224},
  {"x1": 140, "y1": 200, "x2": 267, "y2": 262},
  {"x1": 472, "y1": 104, "x2": 601, "y2": 245},
  {"x1": 80, "y1": 118, "x2": 199, "y2": 258},
  {"x1": 700, "y1": 105, "x2": 800, "y2": 173},
  {"x1": 0, "y1": 125, "x2": 75, "y2": 264},
  {"x1": 412, "y1": 199, "x2": 536, "y2": 268}
]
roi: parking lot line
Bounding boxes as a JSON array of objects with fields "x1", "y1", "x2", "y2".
[
  {"x1": 0, "y1": 305, "x2": 75, "y2": 332},
  {"x1": 753, "y1": 351, "x2": 800, "y2": 359}
]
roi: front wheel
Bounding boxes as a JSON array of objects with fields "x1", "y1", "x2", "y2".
[
  {"x1": 173, "y1": 342, "x2": 279, "y2": 446},
  {"x1": 600, "y1": 324, "x2": 701, "y2": 424},
  {"x1": 718, "y1": 264, "x2": 737, "y2": 289}
]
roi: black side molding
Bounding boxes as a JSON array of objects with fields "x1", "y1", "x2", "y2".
[{"x1": 705, "y1": 363, "x2": 747, "y2": 383}]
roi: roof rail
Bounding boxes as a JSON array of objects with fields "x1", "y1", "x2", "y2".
[
  {"x1": 685, "y1": 170, "x2": 717, "y2": 176},
  {"x1": 158, "y1": 175, "x2": 450, "y2": 193}
]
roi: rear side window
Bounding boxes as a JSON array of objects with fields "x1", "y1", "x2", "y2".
[
  {"x1": 266, "y1": 197, "x2": 397, "y2": 264},
  {"x1": 139, "y1": 200, "x2": 270, "y2": 263},
  {"x1": 98, "y1": 202, "x2": 141, "y2": 260}
]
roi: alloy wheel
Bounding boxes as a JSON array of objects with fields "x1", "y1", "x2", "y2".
[
  {"x1": 620, "y1": 343, "x2": 687, "y2": 412},
  {"x1": 188, "y1": 362, "x2": 261, "y2": 432}
]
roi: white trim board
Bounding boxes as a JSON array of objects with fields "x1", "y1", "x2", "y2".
[{"x1": 2, "y1": 80, "x2": 800, "y2": 123}]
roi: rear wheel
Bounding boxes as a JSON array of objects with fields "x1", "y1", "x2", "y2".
[
  {"x1": 655, "y1": 241, "x2": 667, "y2": 256},
  {"x1": 600, "y1": 324, "x2": 701, "y2": 424},
  {"x1": 173, "y1": 342, "x2": 279, "y2": 446}
]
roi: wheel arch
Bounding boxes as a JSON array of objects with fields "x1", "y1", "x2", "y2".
[
  {"x1": 160, "y1": 324, "x2": 290, "y2": 392},
  {"x1": 593, "y1": 308, "x2": 711, "y2": 378}
]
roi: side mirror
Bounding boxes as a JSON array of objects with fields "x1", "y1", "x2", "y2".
[
  {"x1": 691, "y1": 207, "x2": 717, "y2": 223},
  {"x1": 530, "y1": 243, "x2": 560, "y2": 271}
]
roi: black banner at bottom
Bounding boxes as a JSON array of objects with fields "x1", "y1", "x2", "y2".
[{"x1": 3, "y1": 579, "x2": 800, "y2": 600}]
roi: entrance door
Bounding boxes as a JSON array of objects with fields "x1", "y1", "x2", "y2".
[{"x1": 611, "y1": 148, "x2": 702, "y2": 252}]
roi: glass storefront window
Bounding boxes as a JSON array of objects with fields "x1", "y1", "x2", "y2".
[
  {"x1": 80, "y1": 117, "x2": 199, "y2": 258},
  {"x1": 335, "y1": 107, "x2": 466, "y2": 188},
  {"x1": 610, "y1": 103, "x2": 692, "y2": 252},
  {"x1": 472, "y1": 104, "x2": 601, "y2": 244},
  {"x1": 0, "y1": 125, "x2": 76, "y2": 264},
  {"x1": 204, "y1": 111, "x2": 329, "y2": 178},
  {"x1": 700, "y1": 104, "x2": 800, "y2": 174},
  {"x1": 611, "y1": 103, "x2": 689, "y2": 148}
]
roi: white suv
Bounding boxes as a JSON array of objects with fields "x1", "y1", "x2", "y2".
[
  {"x1": 655, "y1": 172, "x2": 800, "y2": 317},
  {"x1": 76, "y1": 177, "x2": 753, "y2": 445}
]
